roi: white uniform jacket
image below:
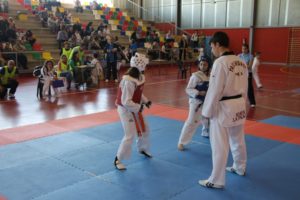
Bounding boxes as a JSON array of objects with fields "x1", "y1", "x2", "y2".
[
  {"x1": 117, "y1": 74, "x2": 148, "y2": 113},
  {"x1": 202, "y1": 54, "x2": 248, "y2": 127},
  {"x1": 186, "y1": 71, "x2": 209, "y2": 104}
]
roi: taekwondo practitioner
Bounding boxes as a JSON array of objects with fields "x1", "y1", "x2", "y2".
[
  {"x1": 114, "y1": 53, "x2": 152, "y2": 170},
  {"x1": 251, "y1": 52, "x2": 263, "y2": 89},
  {"x1": 178, "y1": 56, "x2": 211, "y2": 151},
  {"x1": 199, "y1": 32, "x2": 248, "y2": 189}
]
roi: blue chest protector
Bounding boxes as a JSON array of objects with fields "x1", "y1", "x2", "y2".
[{"x1": 195, "y1": 81, "x2": 209, "y2": 101}]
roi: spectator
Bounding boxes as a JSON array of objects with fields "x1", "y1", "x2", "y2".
[
  {"x1": 0, "y1": 60, "x2": 19, "y2": 100},
  {"x1": 57, "y1": 54, "x2": 72, "y2": 90},
  {"x1": 57, "y1": 26, "x2": 68, "y2": 49},
  {"x1": 13, "y1": 40, "x2": 28, "y2": 69},
  {"x1": 60, "y1": 41, "x2": 72, "y2": 59},
  {"x1": 104, "y1": 36, "x2": 118, "y2": 82},
  {"x1": 41, "y1": 59, "x2": 58, "y2": 97},
  {"x1": 179, "y1": 33, "x2": 189, "y2": 61},
  {"x1": 25, "y1": 30, "x2": 36, "y2": 47},
  {"x1": 75, "y1": 0, "x2": 83, "y2": 13},
  {"x1": 238, "y1": 43, "x2": 256, "y2": 107}
]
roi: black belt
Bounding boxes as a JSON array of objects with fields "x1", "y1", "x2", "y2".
[{"x1": 220, "y1": 94, "x2": 242, "y2": 101}]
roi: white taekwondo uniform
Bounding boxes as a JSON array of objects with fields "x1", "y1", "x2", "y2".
[
  {"x1": 178, "y1": 71, "x2": 210, "y2": 146},
  {"x1": 115, "y1": 53, "x2": 150, "y2": 161},
  {"x1": 202, "y1": 52, "x2": 248, "y2": 186},
  {"x1": 251, "y1": 57, "x2": 262, "y2": 88}
]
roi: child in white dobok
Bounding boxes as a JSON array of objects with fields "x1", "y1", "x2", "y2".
[
  {"x1": 252, "y1": 52, "x2": 263, "y2": 89},
  {"x1": 114, "y1": 53, "x2": 152, "y2": 170},
  {"x1": 178, "y1": 56, "x2": 211, "y2": 151}
]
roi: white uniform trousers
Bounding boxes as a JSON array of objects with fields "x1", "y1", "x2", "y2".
[
  {"x1": 252, "y1": 66, "x2": 262, "y2": 88},
  {"x1": 117, "y1": 106, "x2": 150, "y2": 161},
  {"x1": 208, "y1": 118, "x2": 247, "y2": 186},
  {"x1": 178, "y1": 100, "x2": 209, "y2": 145},
  {"x1": 42, "y1": 77, "x2": 58, "y2": 96}
]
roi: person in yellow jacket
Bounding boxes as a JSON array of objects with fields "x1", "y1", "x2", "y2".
[
  {"x1": 0, "y1": 60, "x2": 19, "y2": 100},
  {"x1": 57, "y1": 55, "x2": 72, "y2": 90},
  {"x1": 60, "y1": 42, "x2": 72, "y2": 60},
  {"x1": 68, "y1": 43, "x2": 85, "y2": 64}
]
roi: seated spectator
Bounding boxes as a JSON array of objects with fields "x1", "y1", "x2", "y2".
[
  {"x1": 47, "y1": 14, "x2": 58, "y2": 33},
  {"x1": 75, "y1": 0, "x2": 83, "y2": 13},
  {"x1": 8, "y1": 17, "x2": 16, "y2": 30},
  {"x1": 161, "y1": 42, "x2": 171, "y2": 60},
  {"x1": 25, "y1": 30, "x2": 36, "y2": 47},
  {"x1": 38, "y1": 9, "x2": 48, "y2": 27},
  {"x1": 74, "y1": 30, "x2": 83, "y2": 46},
  {"x1": 68, "y1": 51, "x2": 83, "y2": 89},
  {"x1": 6, "y1": 27, "x2": 17, "y2": 43},
  {"x1": 0, "y1": 1, "x2": 8, "y2": 13},
  {"x1": 102, "y1": 25, "x2": 110, "y2": 37},
  {"x1": 89, "y1": 36, "x2": 101, "y2": 50},
  {"x1": 60, "y1": 41, "x2": 72, "y2": 59},
  {"x1": 41, "y1": 59, "x2": 59, "y2": 98},
  {"x1": 0, "y1": 60, "x2": 19, "y2": 100},
  {"x1": 2, "y1": 42, "x2": 15, "y2": 61},
  {"x1": 57, "y1": 26, "x2": 68, "y2": 49},
  {"x1": 57, "y1": 55, "x2": 72, "y2": 90},
  {"x1": 13, "y1": 40, "x2": 28, "y2": 69}
]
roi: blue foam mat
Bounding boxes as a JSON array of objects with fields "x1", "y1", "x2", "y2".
[
  {"x1": 0, "y1": 115, "x2": 300, "y2": 200},
  {"x1": 260, "y1": 115, "x2": 300, "y2": 130}
]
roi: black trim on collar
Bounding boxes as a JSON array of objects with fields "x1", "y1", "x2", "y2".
[{"x1": 221, "y1": 51, "x2": 235, "y2": 56}]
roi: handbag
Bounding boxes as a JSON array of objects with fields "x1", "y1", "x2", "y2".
[{"x1": 52, "y1": 79, "x2": 64, "y2": 88}]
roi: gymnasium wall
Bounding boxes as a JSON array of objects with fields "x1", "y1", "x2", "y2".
[{"x1": 184, "y1": 28, "x2": 290, "y2": 64}]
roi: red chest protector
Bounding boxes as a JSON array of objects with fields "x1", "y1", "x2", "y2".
[{"x1": 116, "y1": 82, "x2": 144, "y2": 106}]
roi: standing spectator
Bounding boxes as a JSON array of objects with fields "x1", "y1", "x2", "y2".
[
  {"x1": 104, "y1": 36, "x2": 118, "y2": 82},
  {"x1": 252, "y1": 52, "x2": 263, "y2": 89},
  {"x1": 238, "y1": 44, "x2": 255, "y2": 107},
  {"x1": 199, "y1": 31, "x2": 248, "y2": 189},
  {"x1": 0, "y1": 60, "x2": 19, "y2": 100},
  {"x1": 179, "y1": 33, "x2": 188, "y2": 61},
  {"x1": 191, "y1": 32, "x2": 199, "y2": 50},
  {"x1": 90, "y1": 53, "x2": 103, "y2": 86}
]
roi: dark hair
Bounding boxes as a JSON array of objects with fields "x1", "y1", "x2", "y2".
[
  {"x1": 93, "y1": 53, "x2": 99, "y2": 58},
  {"x1": 242, "y1": 43, "x2": 249, "y2": 49},
  {"x1": 125, "y1": 67, "x2": 140, "y2": 79},
  {"x1": 209, "y1": 31, "x2": 229, "y2": 47}
]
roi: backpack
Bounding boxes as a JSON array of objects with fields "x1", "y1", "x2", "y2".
[{"x1": 33, "y1": 65, "x2": 43, "y2": 78}]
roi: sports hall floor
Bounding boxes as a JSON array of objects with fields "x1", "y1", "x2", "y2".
[{"x1": 0, "y1": 64, "x2": 300, "y2": 200}]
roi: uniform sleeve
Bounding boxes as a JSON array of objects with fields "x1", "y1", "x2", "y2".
[
  {"x1": 121, "y1": 80, "x2": 141, "y2": 113},
  {"x1": 202, "y1": 61, "x2": 226, "y2": 118},
  {"x1": 185, "y1": 75, "x2": 200, "y2": 98}
]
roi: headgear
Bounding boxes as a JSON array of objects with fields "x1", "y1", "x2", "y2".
[{"x1": 130, "y1": 53, "x2": 149, "y2": 72}]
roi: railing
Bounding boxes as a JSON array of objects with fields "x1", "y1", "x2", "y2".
[
  {"x1": 126, "y1": 0, "x2": 191, "y2": 36},
  {"x1": 0, "y1": 46, "x2": 199, "y2": 73}
]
